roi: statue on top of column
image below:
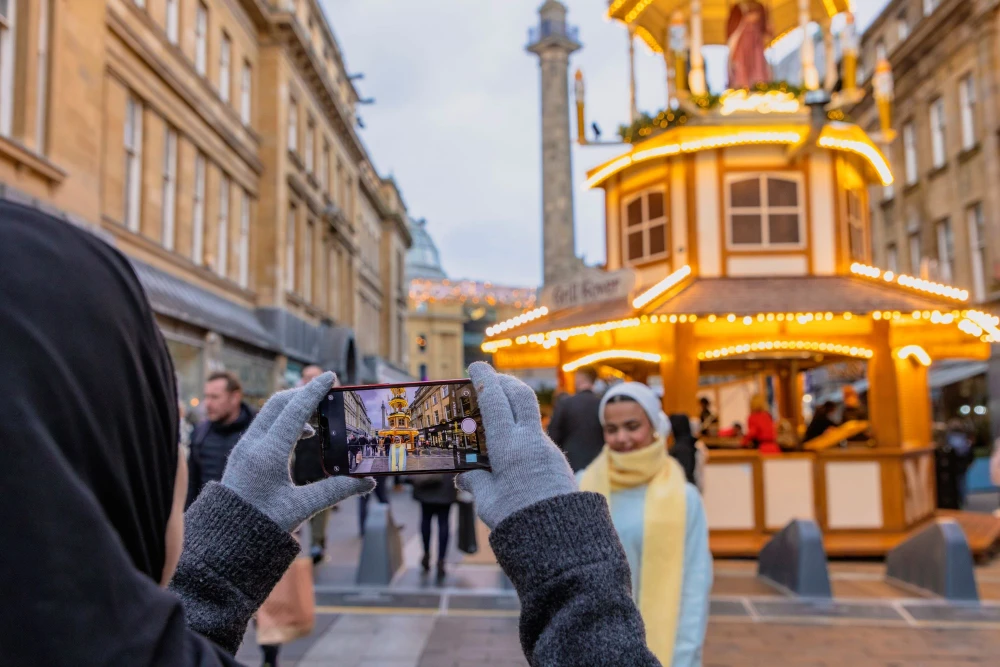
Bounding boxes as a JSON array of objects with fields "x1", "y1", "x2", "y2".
[{"x1": 726, "y1": 1, "x2": 773, "y2": 90}]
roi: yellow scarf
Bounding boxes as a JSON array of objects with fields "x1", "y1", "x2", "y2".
[{"x1": 579, "y1": 440, "x2": 687, "y2": 664}]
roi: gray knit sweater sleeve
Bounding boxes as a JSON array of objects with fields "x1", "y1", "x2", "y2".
[
  {"x1": 169, "y1": 483, "x2": 300, "y2": 654},
  {"x1": 489, "y1": 492, "x2": 662, "y2": 667}
]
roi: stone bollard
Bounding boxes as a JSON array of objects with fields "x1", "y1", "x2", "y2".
[
  {"x1": 885, "y1": 519, "x2": 979, "y2": 602},
  {"x1": 355, "y1": 502, "x2": 403, "y2": 586},
  {"x1": 757, "y1": 519, "x2": 832, "y2": 598}
]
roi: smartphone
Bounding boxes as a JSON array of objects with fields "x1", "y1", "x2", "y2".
[{"x1": 312, "y1": 379, "x2": 489, "y2": 477}]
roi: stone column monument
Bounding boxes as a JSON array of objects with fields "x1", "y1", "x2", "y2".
[{"x1": 527, "y1": 0, "x2": 584, "y2": 287}]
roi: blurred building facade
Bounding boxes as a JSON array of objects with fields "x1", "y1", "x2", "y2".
[
  {"x1": 0, "y1": 0, "x2": 410, "y2": 407},
  {"x1": 850, "y1": 0, "x2": 1000, "y2": 304},
  {"x1": 405, "y1": 219, "x2": 536, "y2": 381}
]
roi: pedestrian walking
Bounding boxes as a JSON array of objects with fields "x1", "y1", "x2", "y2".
[
  {"x1": 186, "y1": 371, "x2": 254, "y2": 507},
  {"x1": 411, "y1": 474, "x2": 458, "y2": 581},
  {"x1": 547, "y1": 365, "x2": 605, "y2": 472},
  {"x1": 358, "y1": 476, "x2": 390, "y2": 536},
  {"x1": 578, "y1": 382, "x2": 713, "y2": 666}
]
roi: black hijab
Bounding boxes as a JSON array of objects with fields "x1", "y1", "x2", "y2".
[
  {"x1": 0, "y1": 202, "x2": 182, "y2": 660},
  {"x1": 668, "y1": 414, "x2": 698, "y2": 486}
]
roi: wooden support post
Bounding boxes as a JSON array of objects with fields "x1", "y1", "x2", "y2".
[
  {"x1": 661, "y1": 322, "x2": 700, "y2": 416},
  {"x1": 867, "y1": 320, "x2": 901, "y2": 447}
]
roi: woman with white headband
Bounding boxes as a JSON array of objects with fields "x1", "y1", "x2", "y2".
[{"x1": 579, "y1": 382, "x2": 712, "y2": 666}]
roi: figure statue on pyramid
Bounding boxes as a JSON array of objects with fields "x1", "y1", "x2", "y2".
[{"x1": 727, "y1": 0, "x2": 773, "y2": 89}]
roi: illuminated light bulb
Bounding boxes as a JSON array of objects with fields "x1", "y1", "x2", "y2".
[
  {"x1": 708, "y1": 314, "x2": 717, "y2": 323},
  {"x1": 766, "y1": 314, "x2": 775, "y2": 322},
  {"x1": 844, "y1": 313, "x2": 853, "y2": 320},
  {"x1": 825, "y1": 313, "x2": 834, "y2": 321},
  {"x1": 757, "y1": 314, "x2": 765, "y2": 322},
  {"x1": 743, "y1": 316, "x2": 753, "y2": 325},
  {"x1": 727, "y1": 314, "x2": 737, "y2": 323},
  {"x1": 669, "y1": 315, "x2": 678, "y2": 323},
  {"x1": 679, "y1": 315, "x2": 689, "y2": 323},
  {"x1": 650, "y1": 315, "x2": 659, "y2": 323},
  {"x1": 690, "y1": 314, "x2": 698, "y2": 322}
]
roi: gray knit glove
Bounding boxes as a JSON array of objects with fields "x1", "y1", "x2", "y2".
[
  {"x1": 456, "y1": 362, "x2": 576, "y2": 529},
  {"x1": 221, "y1": 372, "x2": 375, "y2": 531}
]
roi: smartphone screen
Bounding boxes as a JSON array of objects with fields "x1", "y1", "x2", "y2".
[{"x1": 314, "y1": 379, "x2": 489, "y2": 477}]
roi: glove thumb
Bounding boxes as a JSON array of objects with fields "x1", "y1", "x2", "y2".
[
  {"x1": 298, "y1": 475, "x2": 376, "y2": 517},
  {"x1": 456, "y1": 469, "x2": 493, "y2": 499}
]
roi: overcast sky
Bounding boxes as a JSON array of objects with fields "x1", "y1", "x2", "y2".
[{"x1": 324, "y1": 0, "x2": 889, "y2": 287}]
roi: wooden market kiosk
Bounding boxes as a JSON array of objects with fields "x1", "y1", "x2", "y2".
[{"x1": 487, "y1": 0, "x2": 1000, "y2": 556}]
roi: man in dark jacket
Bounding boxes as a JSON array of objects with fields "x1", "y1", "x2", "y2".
[
  {"x1": 547, "y1": 366, "x2": 605, "y2": 472},
  {"x1": 186, "y1": 371, "x2": 254, "y2": 508}
]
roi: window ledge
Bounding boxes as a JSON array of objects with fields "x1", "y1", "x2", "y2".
[
  {"x1": 903, "y1": 181, "x2": 921, "y2": 195},
  {"x1": 927, "y1": 163, "x2": 949, "y2": 180},
  {"x1": 287, "y1": 150, "x2": 304, "y2": 170},
  {"x1": 307, "y1": 174, "x2": 319, "y2": 189},
  {"x1": 958, "y1": 143, "x2": 981, "y2": 163},
  {"x1": 0, "y1": 136, "x2": 66, "y2": 184}
]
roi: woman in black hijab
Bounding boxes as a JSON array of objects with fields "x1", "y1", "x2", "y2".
[
  {"x1": 668, "y1": 414, "x2": 699, "y2": 487},
  {"x1": 0, "y1": 201, "x2": 370, "y2": 664}
]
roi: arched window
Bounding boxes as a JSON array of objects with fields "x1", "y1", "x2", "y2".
[
  {"x1": 621, "y1": 188, "x2": 668, "y2": 266},
  {"x1": 726, "y1": 173, "x2": 805, "y2": 249}
]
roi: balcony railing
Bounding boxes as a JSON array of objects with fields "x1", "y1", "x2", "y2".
[{"x1": 527, "y1": 20, "x2": 579, "y2": 46}]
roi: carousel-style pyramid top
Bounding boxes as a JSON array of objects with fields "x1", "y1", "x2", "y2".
[{"x1": 607, "y1": 0, "x2": 850, "y2": 50}]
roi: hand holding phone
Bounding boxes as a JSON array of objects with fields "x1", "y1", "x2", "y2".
[{"x1": 312, "y1": 379, "x2": 490, "y2": 477}]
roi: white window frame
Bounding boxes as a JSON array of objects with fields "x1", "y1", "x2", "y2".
[
  {"x1": 923, "y1": 0, "x2": 940, "y2": 16},
  {"x1": 161, "y1": 126, "x2": 178, "y2": 250},
  {"x1": 968, "y1": 204, "x2": 987, "y2": 302},
  {"x1": 305, "y1": 116, "x2": 315, "y2": 173},
  {"x1": 846, "y1": 189, "x2": 866, "y2": 262},
  {"x1": 192, "y1": 153, "x2": 206, "y2": 264},
  {"x1": 219, "y1": 33, "x2": 231, "y2": 103},
  {"x1": 724, "y1": 172, "x2": 806, "y2": 250},
  {"x1": 903, "y1": 122, "x2": 918, "y2": 186},
  {"x1": 134, "y1": 0, "x2": 146, "y2": 7},
  {"x1": 195, "y1": 3, "x2": 208, "y2": 76},
  {"x1": 303, "y1": 219, "x2": 314, "y2": 301},
  {"x1": 286, "y1": 204, "x2": 297, "y2": 292},
  {"x1": 240, "y1": 60, "x2": 252, "y2": 125},
  {"x1": 287, "y1": 97, "x2": 298, "y2": 153},
  {"x1": 165, "y1": 0, "x2": 179, "y2": 45},
  {"x1": 217, "y1": 174, "x2": 229, "y2": 277},
  {"x1": 620, "y1": 187, "x2": 669, "y2": 266},
  {"x1": 238, "y1": 190, "x2": 250, "y2": 288},
  {"x1": 959, "y1": 74, "x2": 976, "y2": 151},
  {"x1": 886, "y1": 243, "x2": 899, "y2": 273},
  {"x1": 896, "y1": 9, "x2": 909, "y2": 41},
  {"x1": 124, "y1": 95, "x2": 143, "y2": 232},
  {"x1": 936, "y1": 219, "x2": 953, "y2": 282},
  {"x1": 0, "y1": 0, "x2": 18, "y2": 137},
  {"x1": 929, "y1": 98, "x2": 946, "y2": 169}
]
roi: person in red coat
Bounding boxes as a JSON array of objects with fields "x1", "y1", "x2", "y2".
[{"x1": 744, "y1": 394, "x2": 780, "y2": 454}]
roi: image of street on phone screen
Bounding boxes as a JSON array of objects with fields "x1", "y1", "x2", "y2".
[{"x1": 323, "y1": 382, "x2": 488, "y2": 474}]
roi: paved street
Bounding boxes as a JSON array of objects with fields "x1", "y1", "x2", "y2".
[
  {"x1": 355, "y1": 449, "x2": 457, "y2": 474},
  {"x1": 233, "y1": 485, "x2": 1000, "y2": 666}
]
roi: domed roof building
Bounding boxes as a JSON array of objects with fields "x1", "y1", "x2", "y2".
[{"x1": 405, "y1": 218, "x2": 448, "y2": 281}]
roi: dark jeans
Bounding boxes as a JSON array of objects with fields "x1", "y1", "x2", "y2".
[
  {"x1": 357, "y1": 477, "x2": 389, "y2": 535},
  {"x1": 261, "y1": 644, "x2": 279, "y2": 666},
  {"x1": 420, "y1": 502, "x2": 452, "y2": 563}
]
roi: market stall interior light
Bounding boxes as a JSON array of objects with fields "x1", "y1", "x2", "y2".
[
  {"x1": 964, "y1": 310, "x2": 1000, "y2": 341},
  {"x1": 850, "y1": 262, "x2": 969, "y2": 301},
  {"x1": 719, "y1": 90, "x2": 801, "y2": 116},
  {"x1": 632, "y1": 265, "x2": 692, "y2": 309},
  {"x1": 562, "y1": 350, "x2": 662, "y2": 372},
  {"x1": 697, "y1": 341, "x2": 874, "y2": 361},
  {"x1": 896, "y1": 345, "x2": 931, "y2": 366},
  {"x1": 817, "y1": 125, "x2": 894, "y2": 186}
]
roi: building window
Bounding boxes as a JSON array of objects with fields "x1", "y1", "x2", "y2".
[
  {"x1": 621, "y1": 188, "x2": 668, "y2": 264},
  {"x1": 320, "y1": 140, "x2": 330, "y2": 193},
  {"x1": 238, "y1": 190, "x2": 250, "y2": 288},
  {"x1": 923, "y1": 0, "x2": 940, "y2": 16},
  {"x1": 959, "y1": 74, "x2": 977, "y2": 151},
  {"x1": 886, "y1": 243, "x2": 899, "y2": 273},
  {"x1": 966, "y1": 204, "x2": 987, "y2": 301},
  {"x1": 305, "y1": 116, "x2": 315, "y2": 173},
  {"x1": 219, "y1": 33, "x2": 231, "y2": 103},
  {"x1": 0, "y1": 0, "x2": 14, "y2": 136},
  {"x1": 32, "y1": 0, "x2": 51, "y2": 151},
  {"x1": 240, "y1": 61, "x2": 252, "y2": 125},
  {"x1": 908, "y1": 231, "x2": 921, "y2": 275},
  {"x1": 165, "y1": 0, "x2": 179, "y2": 44},
  {"x1": 896, "y1": 9, "x2": 909, "y2": 41},
  {"x1": 846, "y1": 190, "x2": 865, "y2": 261},
  {"x1": 124, "y1": 95, "x2": 143, "y2": 232},
  {"x1": 903, "y1": 122, "x2": 918, "y2": 186},
  {"x1": 217, "y1": 175, "x2": 229, "y2": 277},
  {"x1": 286, "y1": 204, "x2": 296, "y2": 292},
  {"x1": 303, "y1": 219, "x2": 314, "y2": 301},
  {"x1": 929, "y1": 98, "x2": 946, "y2": 169},
  {"x1": 419, "y1": 363, "x2": 428, "y2": 381},
  {"x1": 161, "y1": 127, "x2": 178, "y2": 250},
  {"x1": 935, "y1": 219, "x2": 953, "y2": 282},
  {"x1": 726, "y1": 173, "x2": 804, "y2": 248},
  {"x1": 874, "y1": 38, "x2": 887, "y2": 63},
  {"x1": 287, "y1": 97, "x2": 298, "y2": 153},
  {"x1": 195, "y1": 3, "x2": 208, "y2": 76},
  {"x1": 192, "y1": 153, "x2": 206, "y2": 264},
  {"x1": 134, "y1": 0, "x2": 145, "y2": 7}
]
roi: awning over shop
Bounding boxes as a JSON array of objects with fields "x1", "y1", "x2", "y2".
[
  {"x1": 650, "y1": 276, "x2": 960, "y2": 317},
  {"x1": 498, "y1": 296, "x2": 636, "y2": 338},
  {"x1": 257, "y1": 307, "x2": 359, "y2": 384},
  {"x1": 131, "y1": 259, "x2": 277, "y2": 350}
]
